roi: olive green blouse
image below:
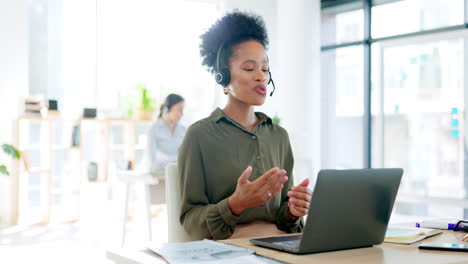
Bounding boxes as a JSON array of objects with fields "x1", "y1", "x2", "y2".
[{"x1": 178, "y1": 108, "x2": 303, "y2": 240}]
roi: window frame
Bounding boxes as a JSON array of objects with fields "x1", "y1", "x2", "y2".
[{"x1": 321, "y1": 0, "x2": 468, "y2": 216}]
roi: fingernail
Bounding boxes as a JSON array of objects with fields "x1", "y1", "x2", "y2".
[{"x1": 288, "y1": 191, "x2": 292, "y2": 196}]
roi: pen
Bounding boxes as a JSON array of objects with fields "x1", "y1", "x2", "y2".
[
  {"x1": 416, "y1": 222, "x2": 457, "y2": 230},
  {"x1": 462, "y1": 234, "x2": 468, "y2": 242}
]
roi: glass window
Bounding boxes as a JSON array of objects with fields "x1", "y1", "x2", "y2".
[
  {"x1": 97, "y1": 0, "x2": 219, "y2": 124},
  {"x1": 321, "y1": 46, "x2": 365, "y2": 168},
  {"x1": 321, "y1": 1, "x2": 364, "y2": 46},
  {"x1": 372, "y1": 38, "x2": 464, "y2": 202},
  {"x1": 372, "y1": 0, "x2": 464, "y2": 38}
]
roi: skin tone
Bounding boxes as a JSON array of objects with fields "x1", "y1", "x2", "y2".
[
  {"x1": 223, "y1": 40, "x2": 312, "y2": 219},
  {"x1": 162, "y1": 101, "x2": 184, "y2": 135}
]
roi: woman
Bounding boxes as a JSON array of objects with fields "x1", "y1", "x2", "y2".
[
  {"x1": 148, "y1": 94, "x2": 186, "y2": 174},
  {"x1": 178, "y1": 11, "x2": 312, "y2": 240}
]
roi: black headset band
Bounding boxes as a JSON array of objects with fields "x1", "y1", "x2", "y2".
[{"x1": 216, "y1": 41, "x2": 225, "y2": 73}]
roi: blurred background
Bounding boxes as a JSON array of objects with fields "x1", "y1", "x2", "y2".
[{"x1": 1, "y1": 0, "x2": 468, "y2": 263}]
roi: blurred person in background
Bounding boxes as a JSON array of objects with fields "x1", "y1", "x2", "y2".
[{"x1": 148, "y1": 93, "x2": 186, "y2": 176}]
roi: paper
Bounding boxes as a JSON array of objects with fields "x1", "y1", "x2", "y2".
[
  {"x1": 148, "y1": 239, "x2": 256, "y2": 264},
  {"x1": 200, "y1": 255, "x2": 272, "y2": 264}
]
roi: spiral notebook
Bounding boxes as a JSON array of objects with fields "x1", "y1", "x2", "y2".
[
  {"x1": 384, "y1": 226, "x2": 442, "y2": 244},
  {"x1": 148, "y1": 239, "x2": 284, "y2": 264}
]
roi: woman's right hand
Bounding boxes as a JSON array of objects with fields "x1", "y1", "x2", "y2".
[{"x1": 228, "y1": 166, "x2": 288, "y2": 215}]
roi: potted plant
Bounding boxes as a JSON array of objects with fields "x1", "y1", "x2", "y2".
[
  {"x1": 134, "y1": 84, "x2": 156, "y2": 121},
  {"x1": 272, "y1": 114, "x2": 281, "y2": 125},
  {"x1": 0, "y1": 144, "x2": 21, "y2": 176}
]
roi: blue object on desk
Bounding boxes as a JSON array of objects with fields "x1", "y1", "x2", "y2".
[{"x1": 416, "y1": 222, "x2": 456, "y2": 230}]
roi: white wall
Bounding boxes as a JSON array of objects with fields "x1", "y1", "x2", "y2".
[
  {"x1": 276, "y1": 0, "x2": 321, "y2": 184},
  {"x1": 0, "y1": 0, "x2": 29, "y2": 226}
]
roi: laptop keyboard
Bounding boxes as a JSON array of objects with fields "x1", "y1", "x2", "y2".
[{"x1": 273, "y1": 240, "x2": 300, "y2": 248}]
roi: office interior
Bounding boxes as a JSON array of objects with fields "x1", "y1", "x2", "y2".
[{"x1": 1, "y1": 0, "x2": 467, "y2": 262}]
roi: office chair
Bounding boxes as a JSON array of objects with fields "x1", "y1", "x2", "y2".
[{"x1": 165, "y1": 163, "x2": 195, "y2": 242}]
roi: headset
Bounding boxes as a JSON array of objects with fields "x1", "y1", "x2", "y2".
[{"x1": 214, "y1": 42, "x2": 276, "y2": 96}]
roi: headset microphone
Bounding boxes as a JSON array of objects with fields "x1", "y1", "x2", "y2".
[{"x1": 268, "y1": 69, "x2": 275, "y2": 97}]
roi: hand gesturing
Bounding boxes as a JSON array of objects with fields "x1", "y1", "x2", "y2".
[
  {"x1": 288, "y1": 178, "x2": 312, "y2": 218},
  {"x1": 228, "y1": 166, "x2": 288, "y2": 215}
]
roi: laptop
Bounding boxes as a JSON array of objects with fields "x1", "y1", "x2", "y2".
[{"x1": 250, "y1": 168, "x2": 403, "y2": 254}]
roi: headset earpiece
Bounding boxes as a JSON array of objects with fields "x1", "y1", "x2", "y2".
[
  {"x1": 215, "y1": 68, "x2": 230, "y2": 87},
  {"x1": 214, "y1": 42, "x2": 230, "y2": 87}
]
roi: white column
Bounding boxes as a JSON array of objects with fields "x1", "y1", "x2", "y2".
[
  {"x1": 276, "y1": 0, "x2": 321, "y2": 184},
  {"x1": 0, "y1": 0, "x2": 29, "y2": 227}
]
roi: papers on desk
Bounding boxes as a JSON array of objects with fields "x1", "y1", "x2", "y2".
[
  {"x1": 197, "y1": 255, "x2": 281, "y2": 264},
  {"x1": 148, "y1": 239, "x2": 284, "y2": 264},
  {"x1": 384, "y1": 226, "x2": 442, "y2": 244}
]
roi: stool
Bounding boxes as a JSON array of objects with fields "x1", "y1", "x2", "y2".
[{"x1": 117, "y1": 170, "x2": 160, "y2": 247}]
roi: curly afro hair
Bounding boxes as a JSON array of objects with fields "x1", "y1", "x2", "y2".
[{"x1": 199, "y1": 10, "x2": 269, "y2": 74}]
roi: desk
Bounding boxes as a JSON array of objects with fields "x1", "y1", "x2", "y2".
[{"x1": 107, "y1": 230, "x2": 468, "y2": 264}]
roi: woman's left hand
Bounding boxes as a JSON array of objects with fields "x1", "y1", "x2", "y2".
[{"x1": 288, "y1": 178, "x2": 312, "y2": 218}]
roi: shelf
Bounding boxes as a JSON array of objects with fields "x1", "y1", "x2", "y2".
[
  {"x1": 18, "y1": 115, "x2": 47, "y2": 121},
  {"x1": 109, "y1": 145, "x2": 126, "y2": 151},
  {"x1": 14, "y1": 115, "x2": 154, "y2": 225},
  {"x1": 107, "y1": 118, "x2": 133, "y2": 123},
  {"x1": 19, "y1": 145, "x2": 42, "y2": 151},
  {"x1": 27, "y1": 168, "x2": 51, "y2": 174},
  {"x1": 80, "y1": 118, "x2": 102, "y2": 121},
  {"x1": 50, "y1": 189, "x2": 68, "y2": 195},
  {"x1": 24, "y1": 186, "x2": 42, "y2": 191},
  {"x1": 19, "y1": 113, "x2": 61, "y2": 121},
  {"x1": 52, "y1": 145, "x2": 81, "y2": 151}
]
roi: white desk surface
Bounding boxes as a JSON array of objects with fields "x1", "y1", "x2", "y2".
[{"x1": 106, "y1": 229, "x2": 468, "y2": 264}]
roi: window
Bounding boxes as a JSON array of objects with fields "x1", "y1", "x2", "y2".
[
  {"x1": 322, "y1": 46, "x2": 365, "y2": 168},
  {"x1": 374, "y1": 38, "x2": 465, "y2": 199},
  {"x1": 96, "y1": 0, "x2": 220, "y2": 124},
  {"x1": 321, "y1": 1, "x2": 364, "y2": 46},
  {"x1": 372, "y1": 0, "x2": 464, "y2": 38},
  {"x1": 321, "y1": 0, "x2": 468, "y2": 218},
  {"x1": 29, "y1": 0, "x2": 220, "y2": 123}
]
